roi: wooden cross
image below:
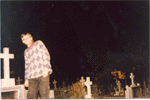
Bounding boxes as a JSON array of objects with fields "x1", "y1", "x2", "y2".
[
  {"x1": 16, "y1": 77, "x2": 22, "y2": 85},
  {"x1": 53, "y1": 79, "x2": 57, "y2": 89},
  {"x1": 0, "y1": 47, "x2": 14, "y2": 79},
  {"x1": 80, "y1": 76, "x2": 85, "y2": 87}
]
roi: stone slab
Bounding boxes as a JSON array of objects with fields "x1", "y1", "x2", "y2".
[
  {"x1": 1, "y1": 78, "x2": 15, "y2": 87},
  {"x1": 1, "y1": 84, "x2": 25, "y2": 99}
]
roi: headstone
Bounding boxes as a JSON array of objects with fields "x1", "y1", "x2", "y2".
[
  {"x1": 49, "y1": 90, "x2": 55, "y2": 99},
  {"x1": 16, "y1": 77, "x2": 23, "y2": 85},
  {"x1": 130, "y1": 73, "x2": 136, "y2": 87},
  {"x1": 53, "y1": 80, "x2": 57, "y2": 89},
  {"x1": 114, "y1": 80, "x2": 121, "y2": 96},
  {"x1": 80, "y1": 76, "x2": 85, "y2": 87},
  {"x1": 0, "y1": 47, "x2": 15, "y2": 87},
  {"x1": 117, "y1": 80, "x2": 121, "y2": 92},
  {"x1": 84, "y1": 77, "x2": 92, "y2": 98},
  {"x1": 125, "y1": 85, "x2": 130, "y2": 98},
  {"x1": 62, "y1": 81, "x2": 65, "y2": 88}
]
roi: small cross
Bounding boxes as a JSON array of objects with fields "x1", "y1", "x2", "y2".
[
  {"x1": 53, "y1": 79, "x2": 57, "y2": 89},
  {"x1": 0, "y1": 47, "x2": 14, "y2": 79},
  {"x1": 16, "y1": 77, "x2": 22, "y2": 85},
  {"x1": 130, "y1": 73, "x2": 136, "y2": 86},
  {"x1": 62, "y1": 81, "x2": 65, "y2": 87},
  {"x1": 80, "y1": 76, "x2": 85, "y2": 87}
]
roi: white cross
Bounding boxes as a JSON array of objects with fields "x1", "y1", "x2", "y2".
[
  {"x1": 130, "y1": 73, "x2": 136, "y2": 86},
  {"x1": 80, "y1": 76, "x2": 85, "y2": 87},
  {"x1": 16, "y1": 77, "x2": 22, "y2": 85},
  {"x1": 53, "y1": 79, "x2": 57, "y2": 89},
  {"x1": 84, "y1": 77, "x2": 92, "y2": 98},
  {"x1": 0, "y1": 47, "x2": 14, "y2": 79}
]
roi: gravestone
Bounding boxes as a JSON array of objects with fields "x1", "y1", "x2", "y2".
[
  {"x1": 114, "y1": 80, "x2": 119, "y2": 96},
  {"x1": 62, "y1": 81, "x2": 65, "y2": 88},
  {"x1": 125, "y1": 85, "x2": 133, "y2": 98},
  {"x1": 0, "y1": 47, "x2": 15, "y2": 87},
  {"x1": 130, "y1": 73, "x2": 136, "y2": 87},
  {"x1": 80, "y1": 76, "x2": 86, "y2": 97},
  {"x1": 84, "y1": 77, "x2": 92, "y2": 98},
  {"x1": 80, "y1": 76, "x2": 85, "y2": 87},
  {"x1": 53, "y1": 80, "x2": 57, "y2": 89},
  {"x1": 16, "y1": 77, "x2": 23, "y2": 85},
  {"x1": 125, "y1": 72, "x2": 142, "y2": 98},
  {"x1": 117, "y1": 80, "x2": 121, "y2": 93},
  {"x1": 49, "y1": 90, "x2": 55, "y2": 99}
]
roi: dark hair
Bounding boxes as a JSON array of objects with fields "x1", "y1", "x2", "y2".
[{"x1": 21, "y1": 32, "x2": 33, "y2": 39}]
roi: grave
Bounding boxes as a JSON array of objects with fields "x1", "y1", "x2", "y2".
[
  {"x1": 80, "y1": 76, "x2": 85, "y2": 87},
  {"x1": 130, "y1": 73, "x2": 136, "y2": 87},
  {"x1": 0, "y1": 47, "x2": 26, "y2": 99},
  {"x1": 53, "y1": 79, "x2": 57, "y2": 89},
  {"x1": 84, "y1": 77, "x2": 92, "y2": 98},
  {"x1": 125, "y1": 72, "x2": 142, "y2": 98},
  {"x1": 0, "y1": 47, "x2": 15, "y2": 87},
  {"x1": 114, "y1": 80, "x2": 124, "y2": 96},
  {"x1": 16, "y1": 77, "x2": 23, "y2": 85}
]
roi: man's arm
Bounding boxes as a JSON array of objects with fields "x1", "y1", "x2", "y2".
[
  {"x1": 24, "y1": 51, "x2": 30, "y2": 87},
  {"x1": 38, "y1": 40, "x2": 53, "y2": 77}
]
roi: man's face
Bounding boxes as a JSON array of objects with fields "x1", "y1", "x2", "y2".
[{"x1": 21, "y1": 34, "x2": 33, "y2": 46}]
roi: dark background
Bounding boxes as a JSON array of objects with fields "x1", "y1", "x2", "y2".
[{"x1": 1, "y1": 1, "x2": 149, "y2": 89}]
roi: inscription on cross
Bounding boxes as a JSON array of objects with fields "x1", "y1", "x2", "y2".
[{"x1": 80, "y1": 76, "x2": 85, "y2": 87}]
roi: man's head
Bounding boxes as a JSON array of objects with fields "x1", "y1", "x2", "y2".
[{"x1": 21, "y1": 32, "x2": 34, "y2": 47}]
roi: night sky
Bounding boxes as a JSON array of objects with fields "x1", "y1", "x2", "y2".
[{"x1": 1, "y1": 1, "x2": 149, "y2": 88}]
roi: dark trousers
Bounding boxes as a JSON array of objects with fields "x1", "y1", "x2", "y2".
[{"x1": 27, "y1": 75, "x2": 50, "y2": 99}]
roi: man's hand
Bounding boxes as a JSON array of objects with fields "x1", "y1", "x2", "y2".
[
  {"x1": 50, "y1": 69, "x2": 53, "y2": 74},
  {"x1": 24, "y1": 80, "x2": 29, "y2": 87},
  {"x1": 43, "y1": 70, "x2": 48, "y2": 78}
]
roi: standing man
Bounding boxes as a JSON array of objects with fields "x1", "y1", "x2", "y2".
[{"x1": 21, "y1": 32, "x2": 52, "y2": 99}]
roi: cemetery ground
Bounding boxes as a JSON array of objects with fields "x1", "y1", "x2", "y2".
[
  {"x1": 1, "y1": 47, "x2": 149, "y2": 99},
  {"x1": 1, "y1": 76, "x2": 149, "y2": 99}
]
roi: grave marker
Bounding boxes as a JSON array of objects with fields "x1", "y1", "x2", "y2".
[
  {"x1": 0, "y1": 47, "x2": 15, "y2": 87},
  {"x1": 130, "y1": 73, "x2": 136, "y2": 87},
  {"x1": 80, "y1": 76, "x2": 85, "y2": 87},
  {"x1": 84, "y1": 77, "x2": 92, "y2": 98},
  {"x1": 53, "y1": 80, "x2": 57, "y2": 89},
  {"x1": 117, "y1": 80, "x2": 121, "y2": 92},
  {"x1": 62, "y1": 81, "x2": 65, "y2": 88},
  {"x1": 16, "y1": 77, "x2": 22, "y2": 85}
]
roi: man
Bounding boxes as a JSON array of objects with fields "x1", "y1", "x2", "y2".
[{"x1": 21, "y1": 32, "x2": 52, "y2": 99}]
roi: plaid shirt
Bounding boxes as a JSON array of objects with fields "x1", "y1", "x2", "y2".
[{"x1": 24, "y1": 40, "x2": 52, "y2": 80}]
